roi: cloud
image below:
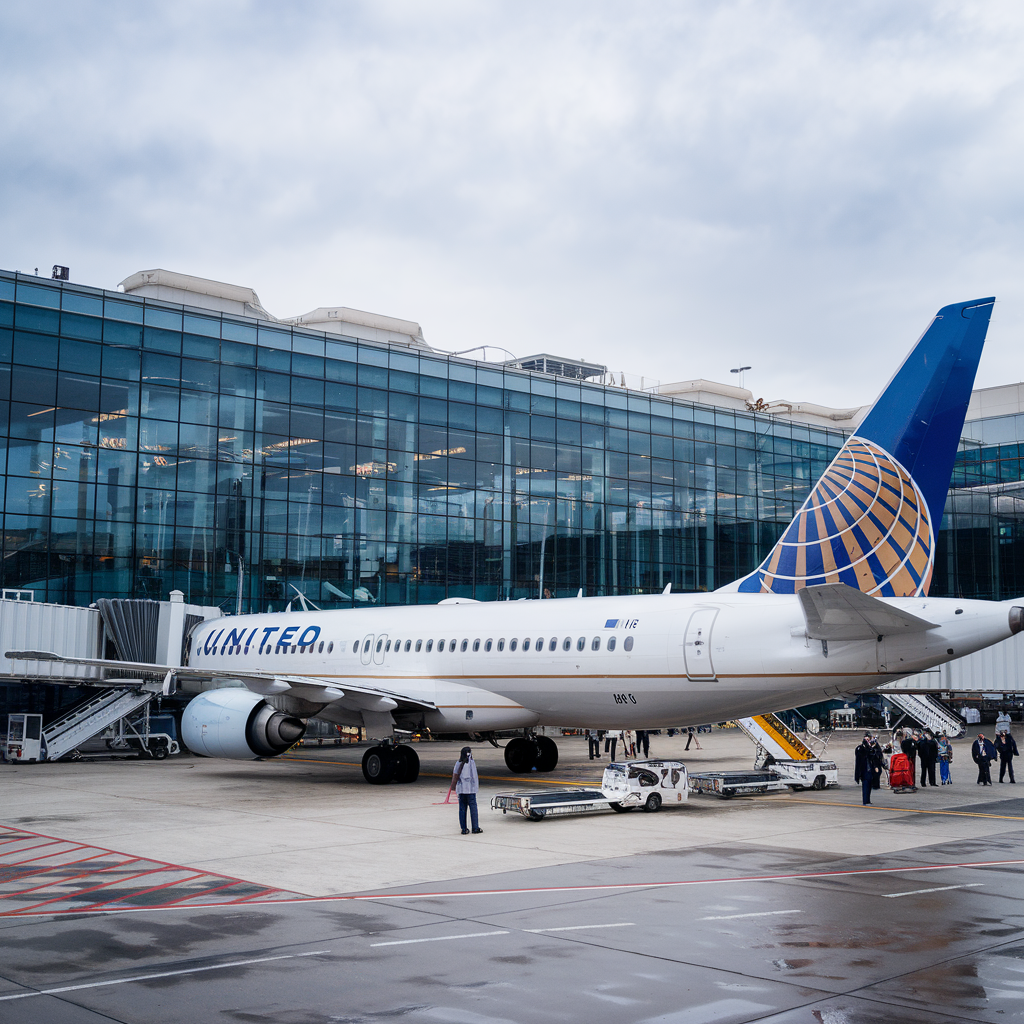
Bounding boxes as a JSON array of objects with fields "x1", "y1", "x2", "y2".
[{"x1": 2, "y1": 0, "x2": 1023, "y2": 407}]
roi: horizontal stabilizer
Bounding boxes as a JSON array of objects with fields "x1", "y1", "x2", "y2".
[{"x1": 798, "y1": 584, "x2": 937, "y2": 640}]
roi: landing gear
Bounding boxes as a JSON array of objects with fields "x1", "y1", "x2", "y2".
[
  {"x1": 362, "y1": 743, "x2": 419, "y2": 784},
  {"x1": 503, "y1": 733, "x2": 559, "y2": 774}
]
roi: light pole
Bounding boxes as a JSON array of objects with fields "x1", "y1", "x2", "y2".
[{"x1": 731, "y1": 366, "x2": 751, "y2": 389}]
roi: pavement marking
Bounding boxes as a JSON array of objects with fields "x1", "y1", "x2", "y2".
[
  {"x1": 13, "y1": 857, "x2": 1024, "y2": 918},
  {"x1": 524, "y1": 922, "x2": 635, "y2": 932},
  {"x1": 0, "y1": 951, "x2": 330, "y2": 1002},
  {"x1": 370, "y1": 930, "x2": 509, "y2": 947},
  {"x1": 787, "y1": 796, "x2": 1024, "y2": 821},
  {"x1": 699, "y1": 910, "x2": 802, "y2": 921},
  {"x1": 882, "y1": 883, "x2": 986, "y2": 898}
]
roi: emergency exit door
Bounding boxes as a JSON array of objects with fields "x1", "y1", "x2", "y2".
[{"x1": 684, "y1": 609, "x2": 719, "y2": 680}]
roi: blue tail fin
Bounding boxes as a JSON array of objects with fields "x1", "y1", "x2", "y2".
[{"x1": 732, "y1": 297, "x2": 995, "y2": 597}]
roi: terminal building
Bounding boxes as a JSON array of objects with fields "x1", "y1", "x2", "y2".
[{"x1": 2, "y1": 265, "x2": 1024, "y2": 731}]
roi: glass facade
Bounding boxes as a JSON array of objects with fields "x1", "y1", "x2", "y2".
[{"x1": 0, "y1": 268, "x2": 1019, "y2": 611}]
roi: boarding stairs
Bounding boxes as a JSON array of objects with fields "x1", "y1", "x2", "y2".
[
  {"x1": 735, "y1": 712, "x2": 823, "y2": 766},
  {"x1": 42, "y1": 688, "x2": 155, "y2": 762},
  {"x1": 885, "y1": 693, "x2": 966, "y2": 739}
]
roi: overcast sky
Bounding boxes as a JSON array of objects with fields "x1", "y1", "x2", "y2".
[{"x1": 2, "y1": 1, "x2": 1022, "y2": 407}]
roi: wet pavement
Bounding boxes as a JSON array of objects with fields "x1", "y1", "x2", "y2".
[{"x1": 3, "y1": 730, "x2": 1024, "y2": 1021}]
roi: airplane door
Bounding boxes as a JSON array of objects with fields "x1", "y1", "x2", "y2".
[
  {"x1": 373, "y1": 634, "x2": 388, "y2": 666},
  {"x1": 684, "y1": 609, "x2": 718, "y2": 680},
  {"x1": 360, "y1": 634, "x2": 374, "y2": 666}
]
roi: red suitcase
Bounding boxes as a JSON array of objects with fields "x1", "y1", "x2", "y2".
[{"x1": 889, "y1": 752, "x2": 916, "y2": 792}]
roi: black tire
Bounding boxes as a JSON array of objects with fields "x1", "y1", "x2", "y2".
[
  {"x1": 722, "y1": 788, "x2": 735, "y2": 799},
  {"x1": 812, "y1": 775, "x2": 826, "y2": 791},
  {"x1": 504, "y1": 738, "x2": 535, "y2": 774},
  {"x1": 392, "y1": 745, "x2": 420, "y2": 784},
  {"x1": 643, "y1": 792, "x2": 662, "y2": 813},
  {"x1": 152, "y1": 745, "x2": 168, "y2": 760},
  {"x1": 362, "y1": 745, "x2": 396, "y2": 784},
  {"x1": 527, "y1": 809, "x2": 545, "y2": 821},
  {"x1": 535, "y1": 736, "x2": 559, "y2": 772},
  {"x1": 609, "y1": 802, "x2": 634, "y2": 813},
  {"x1": 787, "y1": 785, "x2": 805, "y2": 791}
]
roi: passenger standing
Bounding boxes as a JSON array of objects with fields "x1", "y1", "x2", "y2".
[
  {"x1": 937, "y1": 733, "x2": 953, "y2": 785},
  {"x1": 684, "y1": 727, "x2": 702, "y2": 751},
  {"x1": 623, "y1": 730, "x2": 635, "y2": 758},
  {"x1": 996, "y1": 710, "x2": 1012, "y2": 735},
  {"x1": 972, "y1": 733, "x2": 996, "y2": 786},
  {"x1": 605, "y1": 731, "x2": 618, "y2": 760},
  {"x1": 587, "y1": 729, "x2": 601, "y2": 760},
  {"x1": 452, "y1": 747, "x2": 483, "y2": 834},
  {"x1": 996, "y1": 731, "x2": 1019, "y2": 783},
  {"x1": 918, "y1": 730, "x2": 939, "y2": 787},
  {"x1": 637, "y1": 730, "x2": 650, "y2": 758},
  {"x1": 855, "y1": 733, "x2": 882, "y2": 805}
]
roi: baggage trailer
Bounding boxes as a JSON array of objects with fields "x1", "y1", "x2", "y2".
[
  {"x1": 491, "y1": 788, "x2": 611, "y2": 821},
  {"x1": 688, "y1": 770, "x2": 791, "y2": 799}
]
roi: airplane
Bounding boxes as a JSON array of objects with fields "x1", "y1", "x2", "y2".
[{"x1": 13, "y1": 296, "x2": 1022, "y2": 785}]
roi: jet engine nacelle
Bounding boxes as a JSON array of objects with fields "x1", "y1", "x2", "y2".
[{"x1": 181, "y1": 689, "x2": 306, "y2": 759}]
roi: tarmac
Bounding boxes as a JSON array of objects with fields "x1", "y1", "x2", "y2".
[{"x1": 2, "y1": 727, "x2": 1024, "y2": 1022}]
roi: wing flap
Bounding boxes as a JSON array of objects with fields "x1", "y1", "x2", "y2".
[{"x1": 798, "y1": 584, "x2": 937, "y2": 640}]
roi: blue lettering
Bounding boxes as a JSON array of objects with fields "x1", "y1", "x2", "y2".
[
  {"x1": 246, "y1": 628, "x2": 259, "y2": 646},
  {"x1": 204, "y1": 629, "x2": 224, "y2": 655},
  {"x1": 278, "y1": 625, "x2": 299, "y2": 646},
  {"x1": 225, "y1": 628, "x2": 246, "y2": 647},
  {"x1": 298, "y1": 626, "x2": 321, "y2": 646},
  {"x1": 261, "y1": 626, "x2": 280, "y2": 646}
]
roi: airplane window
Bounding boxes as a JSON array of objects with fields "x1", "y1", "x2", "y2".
[
  {"x1": 354, "y1": 638, "x2": 360, "y2": 653},
  {"x1": 462, "y1": 639, "x2": 469, "y2": 653},
  {"x1": 548, "y1": 637, "x2": 557, "y2": 652},
  {"x1": 624, "y1": 636, "x2": 634, "y2": 651},
  {"x1": 473, "y1": 639, "x2": 480, "y2": 652},
  {"x1": 415, "y1": 639, "x2": 422, "y2": 652},
  {"x1": 485, "y1": 639, "x2": 492, "y2": 652},
  {"x1": 291, "y1": 646, "x2": 297, "y2": 654},
  {"x1": 363, "y1": 638, "x2": 371, "y2": 653},
  {"x1": 426, "y1": 639, "x2": 433, "y2": 652},
  {"x1": 318, "y1": 641, "x2": 324, "y2": 653},
  {"x1": 497, "y1": 638, "x2": 504, "y2": 651},
  {"x1": 299, "y1": 646, "x2": 305, "y2": 654},
  {"x1": 608, "y1": 636, "x2": 617, "y2": 651},
  {"x1": 450, "y1": 640, "x2": 457, "y2": 653},
  {"x1": 522, "y1": 638, "x2": 529, "y2": 651},
  {"x1": 577, "y1": 637, "x2": 585, "y2": 652},
  {"x1": 438, "y1": 639, "x2": 445, "y2": 651},
  {"x1": 385, "y1": 640, "x2": 392, "y2": 653},
  {"x1": 405, "y1": 640, "x2": 412, "y2": 653},
  {"x1": 510, "y1": 638, "x2": 518, "y2": 651},
  {"x1": 327, "y1": 641, "x2": 333, "y2": 653},
  {"x1": 376, "y1": 639, "x2": 383, "y2": 653},
  {"x1": 562, "y1": 637, "x2": 571, "y2": 652},
  {"x1": 591, "y1": 636, "x2": 600, "y2": 651}
]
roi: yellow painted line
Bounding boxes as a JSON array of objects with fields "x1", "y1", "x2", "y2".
[
  {"x1": 278, "y1": 755, "x2": 593, "y2": 787},
  {"x1": 787, "y1": 796, "x2": 1024, "y2": 822}
]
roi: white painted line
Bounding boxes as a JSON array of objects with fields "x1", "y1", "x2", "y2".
[
  {"x1": 525, "y1": 922, "x2": 635, "y2": 933},
  {"x1": 882, "y1": 883, "x2": 985, "y2": 899},
  {"x1": 371, "y1": 930, "x2": 509, "y2": 947},
  {"x1": 0, "y1": 950, "x2": 330, "y2": 1002},
  {"x1": 700, "y1": 910, "x2": 802, "y2": 921}
]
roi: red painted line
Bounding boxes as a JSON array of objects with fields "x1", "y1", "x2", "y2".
[
  {"x1": 226, "y1": 888, "x2": 283, "y2": 905},
  {"x1": 148, "y1": 878, "x2": 259, "y2": 908},
  {"x1": 3, "y1": 858, "x2": 140, "y2": 898},
  {"x1": 0, "y1": 840, "x2": 67, "y2": 860},
  {"x1": 5, "y1": 844, "x2": 90, "y2": 867},
  {"x1": 12, "y1": 856, "x2": 1024, "y2": 919},
  {"x1": 7, "y1": 866, "x2": 176, "y2": 915},
  {"x1": 83, "y1": 873, "x2": 207, "y2": 910}
]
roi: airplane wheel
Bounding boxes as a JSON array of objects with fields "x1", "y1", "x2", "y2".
[
  {"x1": 504, "y1": 738, "x2": 535, "y2": 774},
  {"x1": 362, "y1": 745, "x2": 395, "y2": 784},
  {"x1": 609, "y1": 802, "x2": 634, "y2": 813},
  {"x1": 535, "y1": 736, "x2": 559, "y2": 772},
  {"x1": 392, "y1": 745, "x2": 420, "y2": 784},
  {"x1": 643, "y1": 792, "x2": 662, "y2": 813},
  {"x1": 812, "y1": 775, "x2": 826, "y2": 790}
]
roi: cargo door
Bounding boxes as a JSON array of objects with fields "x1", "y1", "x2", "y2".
[{"x1": 684, "y1": 609, "x2": 718, "y2": 680}]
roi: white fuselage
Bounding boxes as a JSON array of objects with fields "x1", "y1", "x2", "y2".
[{"x1": 187, "y1": 592, "x2": 1015, "y2": 732}]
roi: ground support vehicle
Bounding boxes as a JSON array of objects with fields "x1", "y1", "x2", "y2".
[
  {"x1": 491, "y1": 759, "x2": 688, "y2": 820},
  {"x1": 688, "y1": 770, "x2": 792, "y2": 799},
  {"x1": 765, "y1": 758, "x2": 839, "y2": 790}
]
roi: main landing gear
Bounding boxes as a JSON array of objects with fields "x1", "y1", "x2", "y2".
[
  {"x1": 361, "y1": 742, "x2": 421, "y2": 784},
  {"x1": 503, "y1": 733, "x2": 559, "y2": 774}
]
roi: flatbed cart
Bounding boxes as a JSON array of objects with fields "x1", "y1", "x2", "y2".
[
  {"x1": 688, "y1": 770, "x2": 793, "y2": 799},
  {"x1": 491, "y1": 788, "x2": 611, "y2": 821}
]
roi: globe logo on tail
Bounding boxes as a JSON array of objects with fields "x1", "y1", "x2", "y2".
[{"x1": 738, "y1": 437, "x2": 934, "y2": 597}]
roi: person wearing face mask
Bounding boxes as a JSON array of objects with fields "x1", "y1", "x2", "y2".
[{"x1": 452, "y1": 747, "x2": 483, "y2": 834}]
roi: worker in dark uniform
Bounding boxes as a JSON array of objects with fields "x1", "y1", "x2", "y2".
[
  {"x1": 918, "y1": 730, "x2": 939, "y2": 787},
  {"x1": 996, "y1": 731, "x2": 1019, "y2": 783},
  {"x1": 855, "y1": 733, "x2": 882, "y2": 805}
]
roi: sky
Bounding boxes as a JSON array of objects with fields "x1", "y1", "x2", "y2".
[{"x1": 2, "y1": 0, "x2": 1023, "y2": 408}]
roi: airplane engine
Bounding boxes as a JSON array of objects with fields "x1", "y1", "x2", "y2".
[{"x1": 181, "y1": 689, "x2": 305, "y2": 759}]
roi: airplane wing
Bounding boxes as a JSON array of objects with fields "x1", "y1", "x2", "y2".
[
  {"x1": 797, "y1": 584, "x2": 938, "y2": 641},
  {"x1": 2, "y1": 651, "x2": 436, "y2": 712}
]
